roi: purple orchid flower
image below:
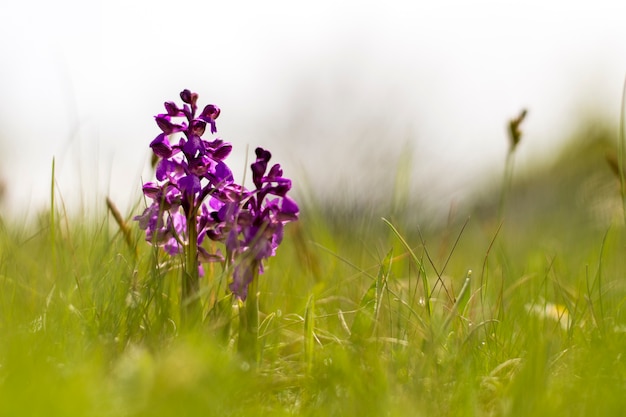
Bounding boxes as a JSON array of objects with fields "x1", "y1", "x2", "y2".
[
  {"x1": 135, "y1": 90, "x2": 298, "y2": 304},
  {"x1": 226, "y1": 148, "x2": 299, "y2": 300}
]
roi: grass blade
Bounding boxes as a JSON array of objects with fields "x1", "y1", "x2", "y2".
[
  {"x1": 350, "y1": 249, "x2": 392, "y2": 342},
  {"x1": 304, "y1": 293, "x2": 315, "y2": 373},
  {"x1": 382, "y1": 218, "x2": 431, "y2": 317}
]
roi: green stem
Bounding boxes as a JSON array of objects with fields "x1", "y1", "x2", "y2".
[
  {"x1": 498, "y1": 149, "x2": 515, "y2": 222},
  {"x1": 182, "y1": 206, "x2": 202, "y2": 328},
  {"x1": 238, "y1": 267, "x2": 259, "y2": 365},
  {"x1": 618, "y1": 76, "x2": 626, "y2": 225},
  {"x1": 50, "y1": 157, "x2": 56, "y2": 276}
]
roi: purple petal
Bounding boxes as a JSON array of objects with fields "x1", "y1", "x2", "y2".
[
  {"x1": 253, "y1": 237, "x2": 274, "y2": 260},
  {"x1": 267, "y1": 164, "x2": 283, "y2": 180},
  {"x1": 178, "y1": 174, "x2": 201, "y2": 196},
  {"x1": 199, "y1": 104, "x2": 220, "y2": 120},
  {"x1": 229, "y1": 262, "x2": 254, "y2": 301},
  {"x1": 255, "y1": 147, "x2": 272, "y2": 163},
  {"x1": 164, "y1": 238, "x2": 183, "y2": 255},
  {"x1": 190, "y1": 119, "x2": 206, "y2": 136},
  {"x1": 155, "y1": 115, "x2": 185, "y2": 134},
  {"x1": 170, "y1": 211, "x2": 186, "y2": 229},
  {"x1": 156, "y1": 159, "x2": 179, "y2": 181},
  {"x1": 208, "y1": 195, "x2": 225, "y2": 211},
  {"x1": 133, "y1": 205, "x2": 157, "y2": 230},
  {"x1": 279, "y1": 196, "x2": 299, "y2": 220},
  {"x1": 164, "y1": 101, "x2": 184, "y2": 116},
  {"x1": 198, "y1": 104, "x2": 221, "y2": 133},
  {"x1": 189, "y1": 157, "x2": 211, "y2": 177},
  {"x1": 272, "y1": 181, "x2": 292, "y2": 196},
  {"x1": 251, "y1": 148, "x2": 271, "y2": 188},
  {"x1": 141, "y1": 182, "x2": 160, "y2": 198},
  {"x1": 213, "y1": 161, "x2": 234, "y2": 184},
  {"x1": 150, "y1": 133, "x2": 172, "y2": 158},
  {"x1": 180, "y1": 89, "x2": 198, "y2": 107},
  {"x1": 212, "y1": 142, "x2": 232, "y2": 160},
  {"x1": 182, "y1": 135, "x2": 204, "y2": 158}
]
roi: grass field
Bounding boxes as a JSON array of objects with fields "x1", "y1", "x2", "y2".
[{"x1": 1, "y1": 123, "x2": 626, "y2": 416}]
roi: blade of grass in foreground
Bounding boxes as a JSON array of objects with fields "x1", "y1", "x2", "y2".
[
  {"x1": 304, "y1": 293, "x2": 315, "y2": 374},
  {"x1": 106, "y1": 196, "x2": 136, "y2": 257},
  {"x1": 440, "y1": 269, "x2": 472, "y2": 333},
  {"x1": 618, "y1": 76, "x2": 626, "y2": 225},
  {"x1": 350, "y1": 249, "x2": 392, "y2": 343},
  {"x1": 382, "y1": 218, "x2": 431, "y2": 318},
  {"x1": 50, "y1": 157, "x2": 56, "y2": 276}
]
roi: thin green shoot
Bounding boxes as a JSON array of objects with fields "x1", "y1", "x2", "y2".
[
  {"x1": 238, "y1": 267, "x2": 260, "y2": 365},
  {"x1": 498, "y1": 109, "x2": 527, "y2": 221},
  {"x1": 382, "y1": 217, "x2": 431, "y2": 318},
  {"x1": 618, "y1": 75, "x2": 626, "y2": 224},
  {"x1": 350, "y1": 249, "x2": 392, "y2": 342},
  {"x1": 50, "y1": 157, "x2": 56, "y2": 276},
  {"x1": 303, "y1": 293, "x2": 315, "y2": 374},
  {"x1": 441, "y1": 269, "x2": 472, "y2": 333}
]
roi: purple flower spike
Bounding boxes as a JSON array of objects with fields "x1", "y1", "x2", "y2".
[
  {"x1": 137, "y1": 90, "x2": 233, "y2": 258},
  {"x1": 224, "y1": 147, "x2": 298, "y2": 300},
  {"x1": 136, "y1": 90, "x2": 298, "y2": 304}
]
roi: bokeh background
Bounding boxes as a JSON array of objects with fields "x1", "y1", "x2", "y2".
[{"x1": 0, "y1": 0, "x2": 624, "y2": 220}]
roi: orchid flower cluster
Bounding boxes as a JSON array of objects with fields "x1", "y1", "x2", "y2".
[{"x1": 135, "y1": 89, "x2": 298, "y2": 301}]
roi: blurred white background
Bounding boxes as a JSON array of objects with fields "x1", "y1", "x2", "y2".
[{"x1": 0, "y1": 0, "x2": 625, "y2": 218}]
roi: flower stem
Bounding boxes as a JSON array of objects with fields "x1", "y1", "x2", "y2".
[
  {"x1": 50, "y1": 157, "x2": 56, "y2": 276},
  {"x1": 182, "y1": 207, "x2": 202, "y2": 328},
  {"x1": 238, "y1": 267, "x2": 259, "y2": 365},
  {"x1": 617, "y1": 76, "x2": 626, "y2": 225},
  {"x1": 498, "y1": 148, "x2": 515, "y2": 222}
]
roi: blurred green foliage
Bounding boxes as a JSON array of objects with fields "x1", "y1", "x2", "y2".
[{"x1": 0, "y1": 122, "x2": 625, "y2": 416}]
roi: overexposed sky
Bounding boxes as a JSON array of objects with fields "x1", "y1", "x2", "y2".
[{"x1": 0, "y1": 0, "x2": 625, "y2": 218}]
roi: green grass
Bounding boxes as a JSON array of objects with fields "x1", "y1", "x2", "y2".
[{"x1": 1, "y1": 130, "x2": 626, "y2": 416}]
